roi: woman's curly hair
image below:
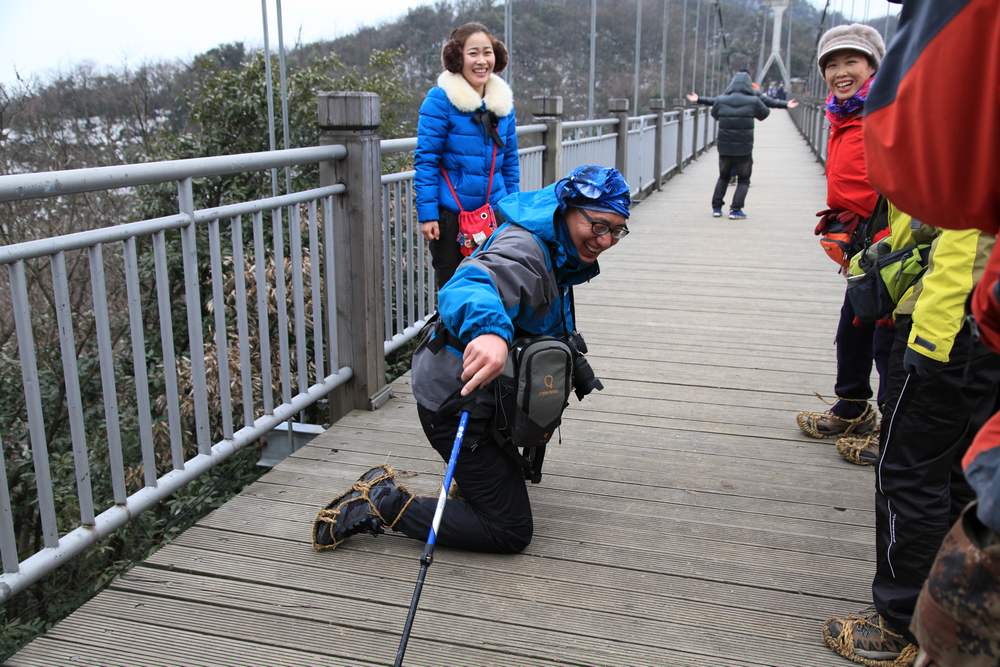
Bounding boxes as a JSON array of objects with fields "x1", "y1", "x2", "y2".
[{"x1": 441, "y1": 22, "x2": 508, "y2": 74}]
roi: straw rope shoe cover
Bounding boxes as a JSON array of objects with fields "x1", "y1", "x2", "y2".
[
  {"x1": 823, "y1": 606, "x2": 918, "y2": 667},
  {"x1": 797, "y1": 401, "x2": 877, "y2": 439},
  {"x1": 836, "y1": 427, "x2": 880, "y2": 466},
  {"x1": 312, "y1": 465, "x2": 415, "y2": 551}
]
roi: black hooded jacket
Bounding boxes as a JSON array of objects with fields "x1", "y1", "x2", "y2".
[{"x1": 709, "y1": 72, "x2": 770, "y2": 157}]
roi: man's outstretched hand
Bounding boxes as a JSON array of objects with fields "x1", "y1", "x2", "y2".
[
  {"x1": 460, "y1": 334, "x2": 508, "y2": 396},
  {"x1": 787, "y1": 99, "x2": 800, "y2": 109},
  {"x1": 685, "y1": 92, "x2": 699, "y2": 103}
]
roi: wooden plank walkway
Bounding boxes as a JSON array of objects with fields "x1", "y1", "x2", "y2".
[{"x1": 9, "y1": 112, "x2": 876, "y2": 667}]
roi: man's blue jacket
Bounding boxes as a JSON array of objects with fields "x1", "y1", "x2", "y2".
[{"x1": 411, "y1": 184, "x2": 598, "y2": 412}]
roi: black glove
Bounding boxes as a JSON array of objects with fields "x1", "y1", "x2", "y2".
[{"x1": 903, "y1": 346, "x2": 946, "y2": 379}]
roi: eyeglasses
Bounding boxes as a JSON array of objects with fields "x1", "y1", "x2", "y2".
[{"x1": 578, "y1": 208, "x2": 630, "y2": 240}]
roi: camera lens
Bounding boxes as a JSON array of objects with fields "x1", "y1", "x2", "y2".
[{"x1": 572, "y1": 355, "x2": 604, "y2": 400}]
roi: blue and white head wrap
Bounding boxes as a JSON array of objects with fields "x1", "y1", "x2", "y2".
[{"x1": 554, "y1": 165, "x2": 631, "y2": 219}]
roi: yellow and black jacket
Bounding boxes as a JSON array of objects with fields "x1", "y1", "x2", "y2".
[{"x1": 897, "y1": 229, "x2": 995, "y2": 364}]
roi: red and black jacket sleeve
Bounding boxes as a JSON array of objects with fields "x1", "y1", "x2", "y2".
[{"x1": 864, "y1": 0, "x2": 999, "y2": 235}]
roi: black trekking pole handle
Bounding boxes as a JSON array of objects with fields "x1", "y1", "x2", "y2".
[{"x1": 394, "y1": 410, "x2": 469, "y2": 666}]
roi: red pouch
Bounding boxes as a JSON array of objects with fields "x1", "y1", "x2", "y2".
[
  {"x1": 815, "y1": 208, "x2": 863, "y2": 269},
  {"x1": 442, "y1": 144, "x2": 499, "y2": 257},
  {"x1": 456, "y1": 204, "x2": 498, "y2": 255}
]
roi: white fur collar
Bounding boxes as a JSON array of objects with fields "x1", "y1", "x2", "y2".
[{"x1": 436, "y1": 71, "x2": 513, "y2": 116}]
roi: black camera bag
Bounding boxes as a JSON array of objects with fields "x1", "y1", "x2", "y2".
[{"x1": 494, "y1": 336, "x2": 574, "y2": 483}]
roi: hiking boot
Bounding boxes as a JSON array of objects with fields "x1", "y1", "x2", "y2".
[
  {"x1": 712, "y1": 208, "x2": 722, "y2": 218},
  {"x1": 823, "y1": 606, "x2": 918, "y2": 666},
  {"x1": 729, "y1": 209, "x2": 747, "y2": 220},
  {"x1": 836, "y1": 428, "x2": 880, "y2": 466},
  {"x1": 797, "y1": 402, "x2": 877, "y2": 439},
  {"x1": 312, "y1": 465, "x2": 414, "y2": 551}
]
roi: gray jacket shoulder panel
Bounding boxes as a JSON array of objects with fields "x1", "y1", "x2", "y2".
[{"x1": 464, "y1": 225, "x2": 557, "y2": 312}]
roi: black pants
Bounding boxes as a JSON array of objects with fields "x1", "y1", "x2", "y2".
[
  {"x1": 832, "y1": 292, "x2": 895, "y2": 418},
  {"x1": 711, "y1": 155, "x2": 753, "y2": 211},
  {"x1": 390, "y1": 404, "x2": 533, "y2": 553},
  {"x1": 873, "y1": 315, "x2": 1000, "y2": 637},
  {"x1": 429, "y1": 207, "x2": 464, "y2": 290}
]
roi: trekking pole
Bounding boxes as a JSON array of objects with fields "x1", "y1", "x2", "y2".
[{"x1": 394, "y1": 409, "x2": 470, "y2": 667}]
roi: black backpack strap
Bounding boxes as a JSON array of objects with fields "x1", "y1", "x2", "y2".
[{"x1": 851, "y1": 196, "x2": 890, "y2": 267}]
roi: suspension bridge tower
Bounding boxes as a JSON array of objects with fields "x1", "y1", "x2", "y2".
[{"x1": 757, "y1": 0, "x2": 791, "y2": 89}]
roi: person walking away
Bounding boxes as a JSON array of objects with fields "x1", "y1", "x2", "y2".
[
  {"x1": 312, "y1": 165, "x2": 631, "y2": 555},
  {"x1": 414, "y1": 22, "x2": 520, "y2": 290},
  {"x1": 795, "y1": 24, "x2": 893, "y2": 455}
]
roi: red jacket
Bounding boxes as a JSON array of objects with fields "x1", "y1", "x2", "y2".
[
  {"x1": 865, "y1": 0, "x2": 999, "y2": 235},
  {"x1": 825, "y1": 112, "x2": 878, "y2": 220}
]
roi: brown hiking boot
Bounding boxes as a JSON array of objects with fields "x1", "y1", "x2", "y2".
[
  {"x1": 797, "y1": 402, "x2": 877, "y2": 439},
  {"x1": 836, "y1": 428, "x2": 880, "y2": 466},
  {"x1": 823, "y1": 606, "x2": 919, "y2": 666}
]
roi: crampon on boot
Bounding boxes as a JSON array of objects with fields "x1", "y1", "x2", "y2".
[
  {"x1": 823, "y1": 606, "x2": 918, "y2": 667},
  {"x1": 312, "y1": 465, "x2": 414, "y2": 551},
  {"x1": 797, "y1": 401, "x2": 877, "y2": 439},
  {"x1": 836, "y1": 428, "x2": 880, "y2": 466}
]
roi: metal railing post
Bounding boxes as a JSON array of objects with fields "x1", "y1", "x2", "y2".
[
  {"x1": 674, "y1": 106, "x2": 685, "y2": 173},
  {"x1": 177, "y1": 178, "x2": 212, "y2": 456},
  {"x1": 533, "y1": 96, "x2": 563, "y2": 187},
  {"x1": 650, "y1": 98, "x2": 666, "y2": 189},
  {"x1": 609, "y1": 98, "x2": 630, "y2": 176},
  {"x1": 318, "y1": 92, "x2": 388, "y2": 418},
  {"x1": 691, "y1": 105, "x2": 701, "y2": 157}
]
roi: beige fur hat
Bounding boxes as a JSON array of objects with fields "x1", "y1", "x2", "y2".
[{"x1": 817, "y1": 23, "x2": 886, "y2": 71}]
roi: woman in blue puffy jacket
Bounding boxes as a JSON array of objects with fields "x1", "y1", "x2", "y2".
[{"x1": 415, "y1": 22, "x2": 520, "y2": 289}]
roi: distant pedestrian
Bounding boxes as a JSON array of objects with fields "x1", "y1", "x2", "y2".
[
  {"x1": 685, "y1": 71, "x2": 795, "y2": 220},
  {"x1": 414, "y1": 22, "x2": 520, "y2": 289}
]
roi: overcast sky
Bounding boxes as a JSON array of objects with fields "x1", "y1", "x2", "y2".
[
  {"x1": 2, "y1": 0, "x2": 894, "y2": 87},
  {"x1": 0, "y1": 0, "x2": 434, "y2": 86}
]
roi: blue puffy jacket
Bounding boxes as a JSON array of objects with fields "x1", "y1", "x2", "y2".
[
  {"x1": 411, "y1": 184, "x2": 599, "y2": 411},
  {"x1": 414, "y1": 72, "x2": 520, "y2": 223}
]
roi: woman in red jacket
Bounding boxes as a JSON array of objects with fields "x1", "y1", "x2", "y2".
[{"x1": 796, "y1": 24, "x2": 892, "y2": 455}]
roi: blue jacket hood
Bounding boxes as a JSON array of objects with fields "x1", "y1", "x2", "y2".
[{"x1": 495, "y1": 185, "x2": 600, "y2": 285}]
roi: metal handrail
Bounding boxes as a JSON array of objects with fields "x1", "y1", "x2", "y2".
[
  {"x1": 0, "y1": 144, "x2": 347, "y2": 202},
  {"x1": 0, "y1": 144, "x2": 353, "y2": 601},
  {"x1": 563, "y1": 118, "x2": 618, "y2": 130}
]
